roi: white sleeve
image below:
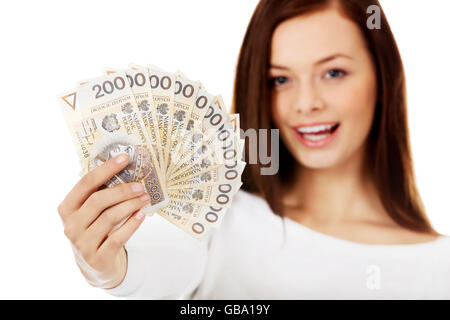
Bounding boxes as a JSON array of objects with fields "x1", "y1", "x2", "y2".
[{"x1": 102, "y1": 214, "x2": 211, "y2": 299}]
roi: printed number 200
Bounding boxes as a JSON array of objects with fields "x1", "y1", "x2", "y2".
[{"x1": 92, "y1": 76, "x2": 126, "y2": 99}]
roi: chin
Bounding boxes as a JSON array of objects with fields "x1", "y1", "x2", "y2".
[{"x1": 295, "y1": 150, "x2": 342, "y2": 170}]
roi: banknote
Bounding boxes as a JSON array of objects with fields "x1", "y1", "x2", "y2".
[
  {"x1": 58, "y1": 71, "x2": 168, "y2": 213},
  {"x1": 167, "y1": 180, "x2": 242, "y2": 208},
  {"x1": 147, "y1": 64, "x2": 175, "y2": 173},
  {"x1": 168, "y1": 83, "x2": 214, "y2": 172},
  {"x1": 169, "y1": 96, "x2": 240, "y2": 182},
  {"x1": 158, "y1": 203, "x2": 228, "y2": 240},
  {"x1": 103, "y1": 67, "x2": 165, "y2": 183},
  {"x1": 59, "y1": 64, "x2": 246, "y2": 240},
  {"x1": 165, "y1": 71, "x2": 200, "y2": 171},
  {"x1": 168, "y1": 160, "x2": 246, "y2": 189}
]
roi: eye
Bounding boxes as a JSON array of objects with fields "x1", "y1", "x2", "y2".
[
  {"x1": 268, "y1": 76, "x2": 289, "y2": 87},
  {"x1": 324, "y1": 69, "x2": 347, "y2": 79}
]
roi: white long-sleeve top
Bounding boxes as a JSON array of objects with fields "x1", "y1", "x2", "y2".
[{"x1": 104, "y1": 190, "x2": 450, "y2": 299}]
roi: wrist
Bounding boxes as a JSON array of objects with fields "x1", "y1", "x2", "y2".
[{"x1": 102, "y1": 247, "x2": 128, "y2": 289}]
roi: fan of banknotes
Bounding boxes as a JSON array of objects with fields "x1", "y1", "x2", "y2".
[{"x1": 58, "y1": 63, "x2": 245, "y2": 240}]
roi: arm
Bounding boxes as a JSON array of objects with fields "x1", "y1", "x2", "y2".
[{"x1": 103, "y1": 220, "x2": 211, "y2": 299}]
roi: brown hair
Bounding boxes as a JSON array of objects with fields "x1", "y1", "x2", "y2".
[{"x1": 231, "y1": 0, "x2": 439, "y2": 234}]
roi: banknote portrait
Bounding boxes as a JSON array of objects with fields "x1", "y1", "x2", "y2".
[
  {"x1": 97, "y1": 142, "x2": 137, "y2": 182},
  {"x1": 89, "y1": 134, "x2": 153, "y2": 184}
]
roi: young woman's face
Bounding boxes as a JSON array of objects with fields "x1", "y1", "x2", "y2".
[{"x1": 270, "y1": 8, "x2": 378, "y2": 169}]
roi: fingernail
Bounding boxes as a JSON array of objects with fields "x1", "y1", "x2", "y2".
[
  {"x1": 136, "y1": 210, "x2": 145, "y2": 220},
  {"x1": 115, "y1": 154, "x2": 128, "y2": 164},
  {"x1": 132, "y1": 183, "x2": 143, "y2": 193},
  {"x1": 139, "y1": 194, "x2": 150, "y2": 202}
]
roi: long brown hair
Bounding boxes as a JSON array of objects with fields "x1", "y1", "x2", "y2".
[{"x1": 231, "y1": 0, "x2": 439, "y2": 234}]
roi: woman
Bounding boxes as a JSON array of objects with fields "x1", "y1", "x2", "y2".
[
  {"x1": 235, "y1": 0, "x2": 440, "y2": 243},
  {"x1": 58, "y1": 0, "x2": 450, "y2": 299}
]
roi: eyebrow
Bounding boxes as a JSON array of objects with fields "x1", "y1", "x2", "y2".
[{"x1": 270, "y1": 53, "x2": 352, "y2": 70}]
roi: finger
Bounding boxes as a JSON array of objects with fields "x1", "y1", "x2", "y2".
[
  {"x1": 98, "y1": 208, "x2": 147, "y2": 257},
  {"x1": 59, "y1": 154, "x2": 130, "y2": 215},
  {"x1": 76, "y1": 182, "x2": 146, "y2": 229},
  {"x1": 84, "y1": 194, "x2": 151, "y2": 250}
]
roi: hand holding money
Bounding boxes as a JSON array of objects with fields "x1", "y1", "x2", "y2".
[
  {"x1": 58, "y1": 64, "x2": 246, "y2": 240},
  {"x1": 57, "y1": 154, "x2": 148, "y2": 289}
]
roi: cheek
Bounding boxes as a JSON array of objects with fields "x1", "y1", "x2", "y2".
[
  {"x1": 329, "y1": 76, "x2": 377, "y2": 133},
  {"x1": 271, "y1": 94, "x2": 295, "y2": 150},
  {"x1": 271, "y1": 93, "x2": 300, "y2": 160},
  {"x1": 271, "y1": 92, "x2": 292, "y2": 128}
]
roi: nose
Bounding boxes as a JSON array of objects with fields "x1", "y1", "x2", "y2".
[{"x1": 293, "y1": 80, "x2": 325, "y2": 114}]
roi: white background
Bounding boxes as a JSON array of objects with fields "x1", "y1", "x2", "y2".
[{"x1": 0, "y1": 0, "x2": 448, "y2": 299}]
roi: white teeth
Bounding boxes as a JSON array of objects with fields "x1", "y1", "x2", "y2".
[
  {"x1": 302, "y1": 133, "x2": 330, "y2": 141},
  {"x1": 297, "y1": 124, "x2": 334, "y2": 134}
]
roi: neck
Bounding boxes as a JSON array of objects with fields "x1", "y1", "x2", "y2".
[{"x1": 282, "y1": 147, "x2": 387, "y2": 225}]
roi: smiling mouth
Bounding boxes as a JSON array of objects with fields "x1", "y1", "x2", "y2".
[
  {"x1": 297, "y1": 123, "x2": 339, "y2": 140},
  {"x1": 293, "y1": 122, "x2": 340, "y2": 147}
]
